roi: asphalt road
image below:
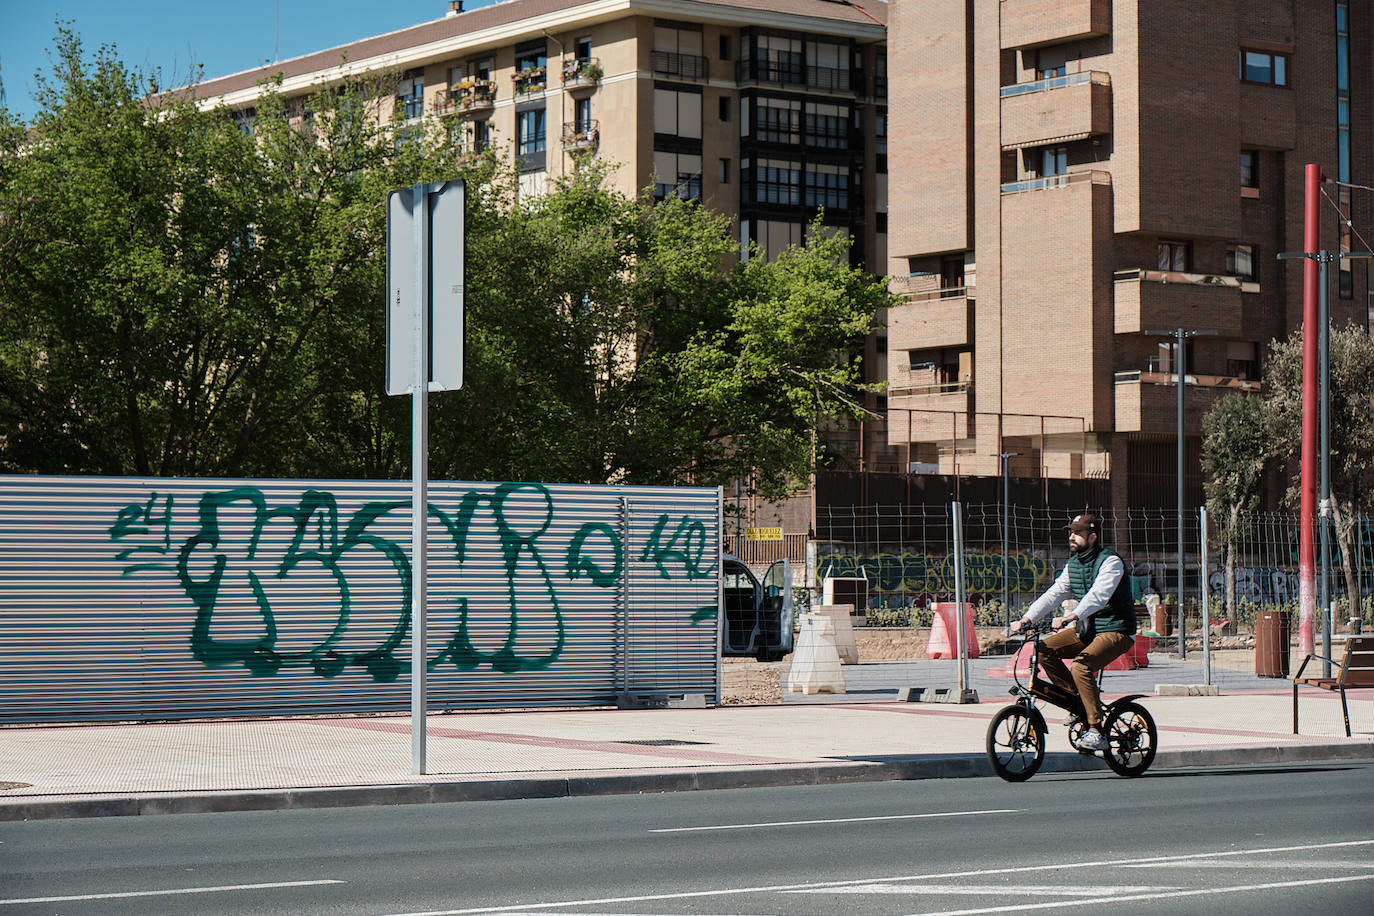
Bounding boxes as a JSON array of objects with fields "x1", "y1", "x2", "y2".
[{"x1": 3, "y1": 762, "x2": 1373, "y2": 915}]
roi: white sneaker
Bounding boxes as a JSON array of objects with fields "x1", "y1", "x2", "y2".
[{"x1": 1078, "y1": 727, "x2": 1109, "y2": 751}]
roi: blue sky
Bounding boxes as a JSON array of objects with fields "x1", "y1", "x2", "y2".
[{"x1": 2, "y1": 0, "x2": 500, "y2": 122}]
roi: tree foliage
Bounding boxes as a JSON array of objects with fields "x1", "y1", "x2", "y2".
[{"x1": 0, "y1": 29, "x2": 887, "y2": 497}]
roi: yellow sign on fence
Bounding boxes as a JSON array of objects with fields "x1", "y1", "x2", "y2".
[{"x1": 745, "y1": 527, "x2": 783, "y2": 541}]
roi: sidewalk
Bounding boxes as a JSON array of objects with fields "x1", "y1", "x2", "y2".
[{"x1": 3, "y1": 688, "x2": 1372, "y2": 821}]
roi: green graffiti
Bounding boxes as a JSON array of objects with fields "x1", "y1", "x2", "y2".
[
  {"x1": 816, "y1": 549, "x2": 1050, "y2": 598},
  {"x1": 113, "y1": 483, "x2": 726, "y2": 681}
]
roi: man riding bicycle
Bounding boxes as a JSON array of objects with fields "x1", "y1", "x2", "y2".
[{"x1": 1009, "y1": 513, "x2": 1136, "y2": 751}]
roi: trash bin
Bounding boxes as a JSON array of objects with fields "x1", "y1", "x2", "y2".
[
  {"x1": 1153, "y1": 602, "x2": 1174, "y2": 637},
  {"x1": 1255, "y1": 608, "x2": 1291, "y2": 678}
]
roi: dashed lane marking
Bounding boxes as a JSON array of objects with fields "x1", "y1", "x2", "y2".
[{"x1": 649, "y1": 808, "x2": 1019, "y2": 833}]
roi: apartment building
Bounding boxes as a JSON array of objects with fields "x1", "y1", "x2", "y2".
[{"x1": 887, "y1": 0, "x2": 1372, "y2": 510}]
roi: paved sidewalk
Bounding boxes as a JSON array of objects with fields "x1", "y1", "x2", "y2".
[{"x1": 3, "y1": 688, "x2": 1372, "y2": 821}]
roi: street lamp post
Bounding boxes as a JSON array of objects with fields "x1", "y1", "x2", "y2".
[
  {"x1": 999, "y1": 451, "x2": 1022, "y2": 629},
  {"x1": 1278, "y1": 248, "x2": 1373, "y2": 675},
  {"x1": 1146, "y1": 327, "x2": 1217, "y2": 659}
]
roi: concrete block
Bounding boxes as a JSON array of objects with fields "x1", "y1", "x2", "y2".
[
  {"x1": 1154, "y1": 684, "x2": 1221, "y2": 696},
  {"x1": 814, "y1": 604, "x2": 860, "y2": 664},
  {"x1": 787, "y1": 614, "x2": 846, "y2": 695}
]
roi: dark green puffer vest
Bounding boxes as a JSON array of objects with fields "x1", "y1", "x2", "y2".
[{"x1": 1066, "y1": 545, "x2": 1136, "y2": 638}]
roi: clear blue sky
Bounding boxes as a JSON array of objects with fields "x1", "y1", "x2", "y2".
[{"x1": 1, "y1": 0, "x2": 500, "y2": 122}]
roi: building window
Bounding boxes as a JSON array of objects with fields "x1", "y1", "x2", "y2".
[
  {"x1": 806, "y1": 39, "x2": 851, "y2": 91},
  {"x1": 1157, "y1": 240, "x2": 1191, "y2": 272},
  {"x1": 473, "y1": 120, "x2": 489, "y2": 152},
  {"x1": 1227, "y1": 342, "x2": 1259, "y2": 380},
  {"x1": 1226, "y1": 244, "x2": 1258, "y2": 282},
  {"x1": 719, "y1": 96, "x2": 731, "y2": 122},
  {"x1": 397, "y1": 72, "x2": 424, "y2": 120},
  {"x1": 574, "y1": 98, "x2": 592, "y2": 133},
  {"x1": 653, "y1": 21, "x2": 707, "y2": 80},
  {"x1": 720, "y1": 34, "x2": 731, "y2": 61},
  {"x1": 468, "y1": 57, "x2": 493, "y2": 80},
  {"x1": 517, "y1": 108, "x2": 546, "y2": 156},
  {"x1": 1240, "y1": 49, "x2": 1288, "y2": 86},
  {"x1": 804, "y1": 101, "x2": 849, "y2": 150},
  {"x1": 745, "y1": 157, "x2": 801, "y2": 205},
  {"x1": 1240, "y1": 150, "x2": 1258, "y2": 188},
  {"x1": 804, "y1": 162, "x2": 849, "y2": 210},
  {"x1": 719, "y1": 157, "x2": 731, "y2": 184},
  {"x1": 755, "y1": 96, "x2": 801, "y2": 144},
  {"x1": 654, "y1": 86, "x2": 703, "y2": 139},
  {"x1": 653, "y1": 150, "x2": 702, "y2": 200},
  {"x1": 941, "y1": 256, "x2": 965, "y2": 290},
  {"x1": 1035, "y1": 47, "x2": 1068, "y2": 79},
  {"x1": 874, "y1": 108, "x2": 887, "y2": 139},
  {"x1": 1041, "y1": 145, "x2": 1068, "y2": 177},
  {"x1": 755, "y1": 219, "x2": 803, "y2": 260},
  {"x1": 875, "y1": 212, "x2": 888, "y2": 234},
  {"x1": 575, "y1": 37, "x2": 592, "y2": 63},
  {"x1": 749, "y1": 34, "x2": 803, "y2": 84},
  {"x1": 876, "y1": 152, "x2": 888, "y2": 173}
]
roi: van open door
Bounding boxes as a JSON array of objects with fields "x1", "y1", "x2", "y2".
[{"x1": 758, "y1": 558, "x2": 793, "y2": 661}]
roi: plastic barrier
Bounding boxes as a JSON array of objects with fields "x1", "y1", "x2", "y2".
[
  {"x1": 927, "y1": 602, "x2": 979, "y2": 659},
  {"x1": 787, "y1": 614, "x2": 846, "y2": 695}
]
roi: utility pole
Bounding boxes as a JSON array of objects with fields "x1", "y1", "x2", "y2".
[
  {"x1": 1146, "y1": 327, "x2": 1217, "y2": 658},
  {"x1": 999, "y1": 451, "x2": 1021, "y2": 629}
]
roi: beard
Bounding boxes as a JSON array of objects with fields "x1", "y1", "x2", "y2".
[{"x1": 1069, "y1": 539, "x2": 1086, "y2": 554}]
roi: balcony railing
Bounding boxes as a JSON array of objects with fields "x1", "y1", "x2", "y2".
[
  {"x1": 999, "y1": 69, "x2": 1109, "y2": 97},
  {"x1": 894, "y1": 283, "x2": 973, "y2": 302},
  {"x1": 1114, "y1": 368, "x2": 1262, "y2": 392},
  {"x1": 561, "y1": 120, "x2": 600, "y2": 151},
  {"x1": 562, "y1": 57, "x2": 602, "y2": 90},
  {"x1": 805, "y1": 64, "x2": 851, "y2": 92},
  {"x1": 737, "y1": 57, "x2": 804, "y2": 87},
  {"x1": 1000, "y1": 168, "x2": 1109, "y2": 195},
  {"x1": 651, "y1": 49, "x2": 708, "y2": 81},
  {"x1": 888, "y1": 379, "x2": 971, "y2": 398},
  {"x1": 440, "y1": 78, "x2": 496, "y2": 115},
  {"x1": 1112, "y1": 268, "x2": 1257, "y2": 293},
  {"x1": 512, "y1": 65, "x2": 547, "y2": 96}
]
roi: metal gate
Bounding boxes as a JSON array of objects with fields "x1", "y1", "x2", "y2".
[{"x1": 0, "y1": 476, "x2": 722, "y2": 722}]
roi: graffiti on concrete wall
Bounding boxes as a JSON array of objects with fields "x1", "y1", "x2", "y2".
[
  {"x1": 816, "y1": 549, "x2": 1052, "y2": 604},
  {"x1": 108, "y1": 482, "x2": 714, "y2": 681}
]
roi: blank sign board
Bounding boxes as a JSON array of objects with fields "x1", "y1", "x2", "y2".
[{"x1": 386, "y1": 180, "x2": 464, "y2": 395}]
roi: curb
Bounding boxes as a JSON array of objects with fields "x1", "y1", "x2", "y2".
[{"x1": 3, "y1": 742, "x2": 1371, "y2": 821}]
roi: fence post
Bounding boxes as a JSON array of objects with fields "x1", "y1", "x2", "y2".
[
  {"x1": 1200, "y1": 506, "x2": 1211, "y2": 686},
  {"x1": 952, "y1": 501, "x2": 970, "y2": 692}
]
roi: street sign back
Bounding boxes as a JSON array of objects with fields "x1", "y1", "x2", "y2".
[{"x1": 386, "y1": 180, "x2": 465, "y2": 395}]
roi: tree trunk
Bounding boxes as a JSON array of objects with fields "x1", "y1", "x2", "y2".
[{"x1": 1331, "y1": 500, "x2": 1360, "y2": 629}]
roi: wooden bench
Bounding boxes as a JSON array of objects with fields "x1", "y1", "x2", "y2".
[{"x1": 1292, "y1": 635, "x2": 1374, "y2": 736}]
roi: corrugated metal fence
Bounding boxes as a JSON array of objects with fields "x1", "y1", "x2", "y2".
[{"x1": 0, "y1": 476, "x2": 722, "y2": 723}]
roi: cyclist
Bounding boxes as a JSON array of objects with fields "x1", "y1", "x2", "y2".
[{"x1": 1009, "y1": 513, "x2": 1136, "y2": 750}]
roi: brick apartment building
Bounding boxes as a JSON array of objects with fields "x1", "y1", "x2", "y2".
[{"x1": 886, "y1": 0, "x2": 1373, "y2": 511}]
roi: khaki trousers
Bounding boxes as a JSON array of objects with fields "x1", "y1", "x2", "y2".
[{"x1": 1039, "y1": 629, "x2": 1134, "y2": 728}]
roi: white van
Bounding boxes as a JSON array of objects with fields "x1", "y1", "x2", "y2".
[{"x1": 721, "y1": 555, "x2": 794, "y2": 661}]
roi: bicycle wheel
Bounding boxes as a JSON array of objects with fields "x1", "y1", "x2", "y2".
[
  {"x1": 1102, "y1": 701, "x2": 1157, "y2": 777},
  {"x1": 986, "y1": 705, "x2": 1045, "y2": 782}
]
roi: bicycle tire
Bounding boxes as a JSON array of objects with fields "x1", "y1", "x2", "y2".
[
  {"x1": 1102, "y1": 700, "x2": 1157, "y2": 777},
  {"x1": 986, "y1": 705, "x2": 1046, "y2": 782}
]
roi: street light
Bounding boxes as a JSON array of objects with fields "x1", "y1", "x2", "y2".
[
  {"x1": 999, "y1": 451, "x2": 1022, "y2": 629},
  {"x1": 1277, "y1": 248, "x2": 1373, "y2": 674},
  {"x1": 1146, "y1": 326, "x2": 1218, "y2": 659}
]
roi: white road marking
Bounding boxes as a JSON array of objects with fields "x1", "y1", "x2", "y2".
[
  {"x1": 0, "y1": 879, "x2": 344, "y2": 906},
  {"x1": 375, "y1": 839, "x2": 1374, "y2": 916},
  {"x1": 649, "y1": 808, "x2": 1020, "y2": 833},
  {"x1": 801, "y1": 883, "x2": 1162, "y2": 896},
  {"x1": 1118, "y1": 858, "x2": 1374, "y2": 869},
  {"x1": 897, "y1": 874, "x2": 1374, "y2": 916}
]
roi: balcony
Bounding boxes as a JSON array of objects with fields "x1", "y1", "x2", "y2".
[
  {"x1": 1114, "y1": 367, "x2": 1261, "y2": 433},
  {"x1": 561, "y1": 120, "x2": 600, "y2": 152},
  {"x1": 1000, "y1": 71, "x2": 1111, "y2": 150},
  {"x1": 887, "y1": 284, "x2": 973, "y2": 350},
  {"x1": 511, "y1": 65, "x2": 546, "y2": 97},
  {"x1": 1113, "y1": 268, "x2": 1252, "y2": 337},
  {"x1": 562, "y1": 57, "x2": 602, "y2": 93},
  {"x1": 441, "y1": 78, "x2": 496, "y2": 117},
  {"x1": 1000, "y1": 167, "x2": 1110, "y2": 196},
  {"x1": 652, "y1": 49, "x2": 708, "y2": 81},
  {"x1": 736, "y1": 57, "x2": 803, "y2": 87},
  {"x1": 1000, "y1": 0, "x2": 1111, "y2": 50}
]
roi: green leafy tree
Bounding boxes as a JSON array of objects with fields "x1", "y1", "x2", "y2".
[
  {"x1": 1201, "y1": 391, "x2": 1270, "y2": 622},
  {"x1": 1264, "y1": 324, "x2": 1374, "y2": 615}
]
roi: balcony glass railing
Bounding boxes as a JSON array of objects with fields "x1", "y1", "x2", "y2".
[
  {"x1": 1000, "y1": 169, "x2": 1108, "y2": 195},
  {"x1": 999, "y1": 70, "x2": 1109, "y2": 97}
]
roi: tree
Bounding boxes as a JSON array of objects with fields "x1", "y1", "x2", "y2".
[
  {"x1": 1263, "y1": 324, "x2": 1374, "y2": 617},
  {"x1": 1201, "y1": 390, "x2": 1270, "y2": 622}
]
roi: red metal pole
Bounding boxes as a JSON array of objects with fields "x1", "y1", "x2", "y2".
[{"x1": 1299, "y1": 163, "x2": 1320, "y2": 657}]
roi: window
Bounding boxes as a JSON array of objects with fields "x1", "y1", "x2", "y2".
[
  {"x1": 1041, "y1": 145, "x2": 1068, "y2": 177},
  {"x1": 806, "y1": 40, "x2": 851, "y2": 91},
  {"x1": 397, "y1": 73, "x2": 425, "y2": 120},
  {"x1": 1226, "y1": 245, "x2": 1258, "y2": 282},
  {"x1": 654, "y1": 86, "x2": 703, "y2": 139},
  {"x1": 804, "y1": 162, "x2": 848, "y2": 210},
  {"x1": 804, "y1": 101, "x2": 848, "y2": 149},
  {"x1": 468, "y1": 57, "x2": 493, "y2": 80},
  {"x1": 575, "y1": 38, "x2": 592, "y2": 63},
  {"x1": 720, "y1": 35, "x2": 731, "y2": 61},
  {"x1": 1157, "y1": 340, "x2": 1194, "y2": 374},
  {"x1": 473, "y1": 120, "x2": 489, "y2": 152},
  {"x1": 233, "y1": 107, "x2": 256, "y2": 135},
  {"x1": 1035, "y1": 47, "x2": 1069, "y2": 80},
  {"x1": 654, "y1": 22, "x2": 706, "y2": 80},
  {"x1": 653, "y1": 150, "x2": 702, "y2": 200},
  {"x1": 755, "y1": 219, "x2": 803, "y2": 260},
  {"x1": 876, "y1": 152, "x2": 888, "y2": 173},
  {"x1": 719, "y1": 157, "x2": 731, "y2": 184},
  {"x1": 1240, "y1": 49, "x2": 1288, "y2": 86},
  {"x1": 755, "y1": 97, "x2": 801, "y2": 144},
  {"x1": 752, "y1": 34, "x2": 803, "y2": 84},
  {"x1": 746, "y1": 157, "x2": 801, "y2": 205},
  {"x1": 941, "y1": 256, "x2": 965, "y2": 291},
  {"x1": 874, "y1": 109, "x2": 887, "y2": 139},
  {"x1": 574, "y1": 98, "x2": 592, "y2": 133},
  {"x1": 515, "y1": 43, "x2": 547, "y2": 73},
  {"x1": 875, "y1": 212, "x2": 888, "y2": 234},
  {"x1": 719, "y1": 96, "x2": 731, "y2": 122},
  {"x1": 1226, "y1": 342, "x2": 1259, "y2": 380},
  {"x1": 1157, "y1": 240, "x2": 1191, "y2": 272},
  {"x1": 1240, "y1": 150, "x2": 1258, "y2": 189},
  {"x1": 517, "y1": 108, "x2": 546, "y2": 155}
]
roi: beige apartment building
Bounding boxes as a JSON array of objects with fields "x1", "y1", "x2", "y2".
[
  {"x1": 195, "y1": 0, "x2": 888, "y2": 269},
  {"x1": 886, "y1": 0, "x2": 1372, "y2": 510}
]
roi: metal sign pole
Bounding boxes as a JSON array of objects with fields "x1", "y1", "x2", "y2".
[
  {"x1": 1200, "y1": 506, "x2": 1211, "y2": 686},
  {"x1": 952, "y1": 501, "x2": 968, "y2": 693},
  {"x1": 411, "y1": 183, "x2": 430, "y2": 776}
]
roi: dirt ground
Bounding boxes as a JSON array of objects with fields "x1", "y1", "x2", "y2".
[{"x1": 721, "y1": 627, "x2": 1271, "y2": 705}]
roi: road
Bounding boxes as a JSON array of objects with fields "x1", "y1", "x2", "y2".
[{"x1": 3, "y1": 762, "x2": 1372, "y2": 915}]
